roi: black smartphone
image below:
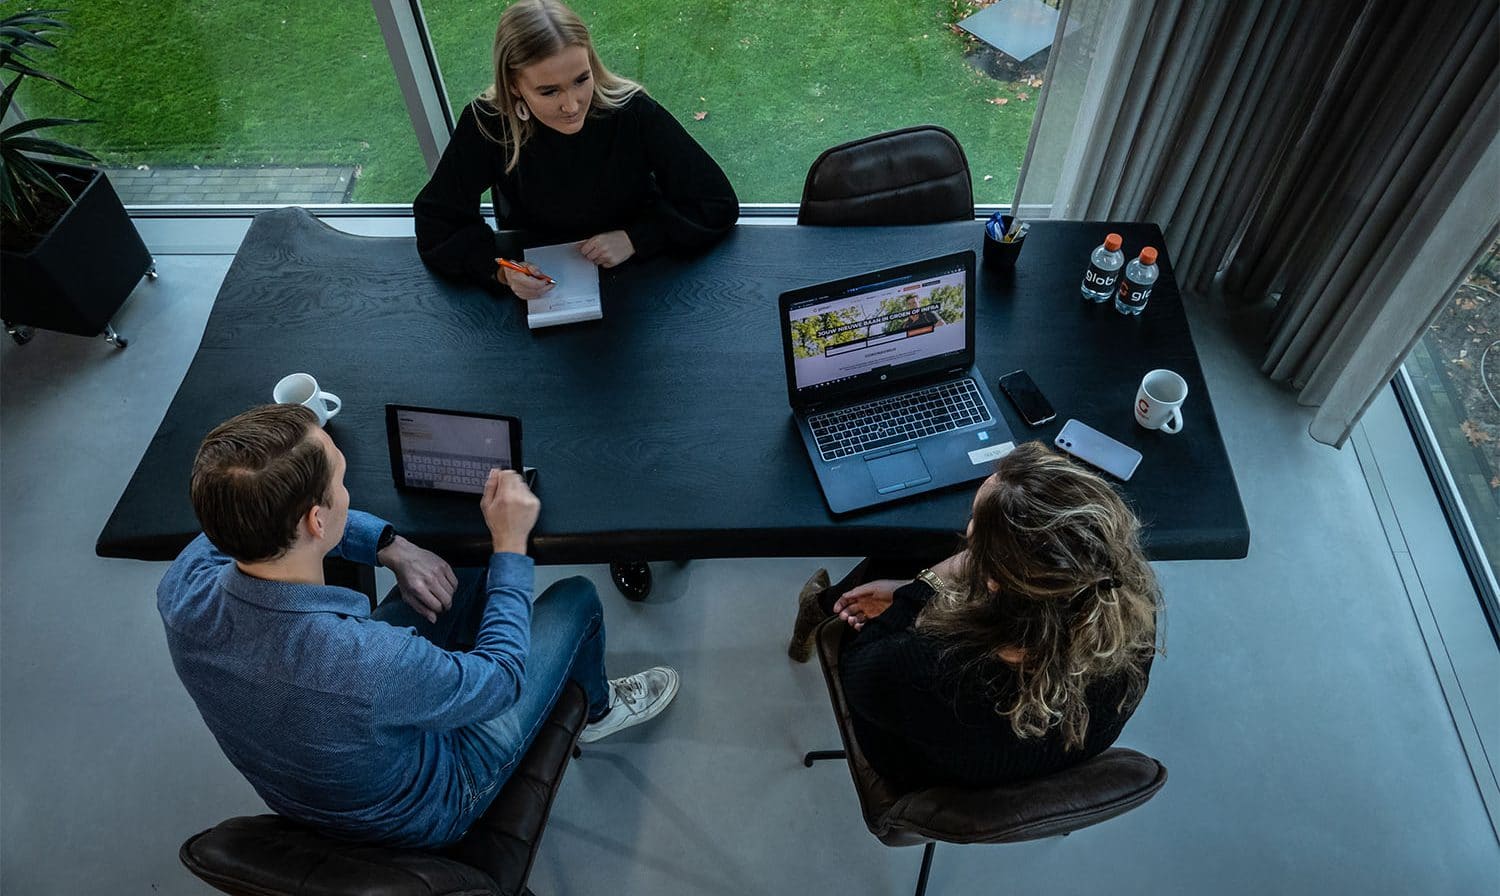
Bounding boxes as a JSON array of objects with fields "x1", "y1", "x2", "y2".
[{"x1": 997, "y1": 370, "x2": 1057, "y2": 426}]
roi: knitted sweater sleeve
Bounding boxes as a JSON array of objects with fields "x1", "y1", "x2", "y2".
[
  {"x1": 414, "y1": 103, "x2": 504, "y2": 287},
  {"x1": 837, "y1": 580, "x2": 939, "y2": 741},
  {"x1": 621, "y1": 94, "x2": 739, "y2": 259}
]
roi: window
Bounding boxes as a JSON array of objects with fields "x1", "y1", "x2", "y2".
[
  {"x1": 421, "y1": 0, "x2": 1049, "y2": 204},
  {"x1": 15, "y1": 4, "x2": 428, "y2": 206},
  {"x1": 1403, "y1": 237, "x2": 1500, "y2": 618}
]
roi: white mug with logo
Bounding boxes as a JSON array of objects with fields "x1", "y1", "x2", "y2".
[
  {"x1": 1135, "y1": 369, "x2": 1186, "y2": 434},
  {"x1": 273, "y1": 373, "x2": 342, "y2": 426}
]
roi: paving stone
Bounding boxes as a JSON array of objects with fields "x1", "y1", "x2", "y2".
[{"x1": 107, "y1": 165, "x2": 357, "y2": 205}]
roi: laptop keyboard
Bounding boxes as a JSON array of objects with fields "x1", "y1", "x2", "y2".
[
  {"x1": 405, "y1": 450, "x2": 497, "y2": 492},
  {"x1": 809, "y1": 377, "x2": 992, "y2": 460}
]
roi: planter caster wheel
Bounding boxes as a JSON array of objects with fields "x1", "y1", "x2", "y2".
[
  {"x1": 6, "y1": 323, "x2": 34, "y2": 346},
  {"x1": 146, "y1": 259, "x2": 159, "y2": 280},
  {"x1": 103, "y1": 324, "x2": 128, "y2": 350}
]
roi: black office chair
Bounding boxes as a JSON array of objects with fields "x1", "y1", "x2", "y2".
[
  {"x1": 798, "y1": 125, "x2": 975, "y2": 226},
  {"x1": 179, "y1": 682, "x2": 589, "y2": 896},
  {"x1": 803, "y1": 620, "x2": 1168, "y2": 896}
]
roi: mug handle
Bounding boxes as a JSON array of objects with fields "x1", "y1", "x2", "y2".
[
  {"x1": 321, "y1": 391, "x2": 342, "y2": 420},
  {"x1": 1161, "y1": 407, "x2": 1183, "y2": 434}
]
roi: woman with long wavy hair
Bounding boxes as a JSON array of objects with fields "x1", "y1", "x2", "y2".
[
  {"x1": 415, "y1": 0, "x2": 738, "y2": 299},
  {"x1": 789, "y1": 441, "x2": 1162, "y2": 788}
]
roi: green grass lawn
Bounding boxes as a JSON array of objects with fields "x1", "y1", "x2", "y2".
[{"x1": 19, "y1": 0, "x2": 1037, "y2": 204}]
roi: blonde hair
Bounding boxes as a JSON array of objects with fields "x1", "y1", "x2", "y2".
[
  {"x1": 916, "y1": 441, "x2": 1162, "y2": 750},
  {"x1": 474, "y1": 0, "x2": 642, "y2": 172}
]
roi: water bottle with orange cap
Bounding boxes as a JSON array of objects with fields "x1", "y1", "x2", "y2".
[
  {"x1": 1115, "y1": 246, "x2": 1158, "y2": 316},
  {"x1": 1080, "y1": 232, "x2": 1125, "y2": 302}
]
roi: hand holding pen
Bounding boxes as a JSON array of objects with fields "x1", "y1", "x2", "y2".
[{"x1": 495, "y1": 257, "x2": 555, "y2": 301}]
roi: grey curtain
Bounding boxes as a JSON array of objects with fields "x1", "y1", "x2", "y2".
[{"x1": 1017, "y1": 0, "x2": 1500, "y2": 447}]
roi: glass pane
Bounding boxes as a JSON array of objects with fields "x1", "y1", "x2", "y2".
[
  {"x1": 13, "y1": 4, "x2": 428, "y2": 205},
  {"x1": 422, "y1": 0, "x2": 1051, "y2": 204},
  {"x1": 1405, "y1": 237, "x2": 1500, "y2": 586}
]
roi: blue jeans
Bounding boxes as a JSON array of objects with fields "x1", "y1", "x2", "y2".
[{"x1": 374, "y1": 571, "x2": 611, "y2": 837}]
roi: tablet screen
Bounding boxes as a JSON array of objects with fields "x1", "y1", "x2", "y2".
[{"x1": 390, "y1": 407, "x2": 518, "y2": 495}]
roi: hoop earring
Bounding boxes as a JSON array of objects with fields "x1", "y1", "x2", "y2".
[{"x1": 515, "y1": 101, "x2": 530, "y2": 122}]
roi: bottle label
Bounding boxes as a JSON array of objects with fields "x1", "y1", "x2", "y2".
[
  {"x1": 1118, "y1": 278, "x2": 1152, "y2": 310},
  {"x1": 1083, "y1": 263, "x2": 1121, "y2": 292}
]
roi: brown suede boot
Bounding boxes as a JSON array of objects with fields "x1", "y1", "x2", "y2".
[{"x1": 788, "y1": 568, "x2": 831, "y2": 662}]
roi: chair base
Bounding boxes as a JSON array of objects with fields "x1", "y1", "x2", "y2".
[{"x1": 802, "y1": 749, "x2": 846, "y2": 767}]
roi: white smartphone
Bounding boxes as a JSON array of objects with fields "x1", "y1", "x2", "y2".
[{"x1": 1055, "y1": 419, "x2": 1142, "y2": 481}]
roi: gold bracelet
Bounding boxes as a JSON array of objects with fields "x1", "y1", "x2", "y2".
[{"x1": 916, "y1": 568, "x2": 946, "y2": 593}]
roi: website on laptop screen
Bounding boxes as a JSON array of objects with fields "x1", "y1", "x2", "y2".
[{"x1": 787, "y1": 264, "x2": 969, "y2": 392}]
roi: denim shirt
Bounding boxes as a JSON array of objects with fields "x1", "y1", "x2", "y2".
[{"x1": 157, "y1": 510, "x2": 534, "y2": 848}]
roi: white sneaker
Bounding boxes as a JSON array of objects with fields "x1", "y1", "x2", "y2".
[{"x1": 578, "y1": 666, "x2": 680, "y2": 744}]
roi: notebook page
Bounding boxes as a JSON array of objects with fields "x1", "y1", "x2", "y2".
[{"x1": 523, "y1": 241, "x2": 601, "y2": 329}]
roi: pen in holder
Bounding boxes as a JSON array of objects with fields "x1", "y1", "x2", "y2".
[{"x1": 983, "y1": 213, "x2": 1027, "y2": 271}]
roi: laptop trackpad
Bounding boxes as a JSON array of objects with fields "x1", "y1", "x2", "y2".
[{"x1": 866, "y1": 448, "x2": 932, "y2": 495}]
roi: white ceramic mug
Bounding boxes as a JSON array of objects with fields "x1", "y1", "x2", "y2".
[
  {"x1": 273, "y1": 373, "x2": 342, "y2": 426},
  {"x1": 1135, "y1": 369, "x2": 1186, "y2": 434}
]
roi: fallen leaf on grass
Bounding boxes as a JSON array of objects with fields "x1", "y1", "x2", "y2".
[
  {"x1": 1461, "y1": 419, "x2": 1491, "y2": 446},
  {"x1": 1491, "y1": 476, "x2": 1499, "y2": 489},
  {"x1": 1028, "y1": 76, "x2": 1044, "y2": 88},
  {"x1": 1457, "y1": 297, "x2": 1479, "y2": 310},
  {"x1": 1455, "y1": 358, "x2": 1474, "y2": 370},
  {"x1": 1016, "y1": 91, "x2": 1030, "y2": 101},
  {"x1": 983, "y1": 174, "x2": 993, "y2": 181},
  {"x1": 692, "y1": 111, "x2": 708, "y2": 121},
  {"x1": 987, "y1": 97, "x2": 1009, "y2": 106}
]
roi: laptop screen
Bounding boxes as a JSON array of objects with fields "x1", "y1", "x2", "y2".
[{"x1": 780, "y1": 251, "x2": 975, "y2": 405}]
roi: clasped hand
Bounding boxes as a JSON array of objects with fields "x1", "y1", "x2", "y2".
[{"x1": 831, "y1": 578, "x2": 904, "y2": 630}]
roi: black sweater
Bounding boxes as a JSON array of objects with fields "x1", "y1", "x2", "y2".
[
  {"x1": 840, "y1": 581, "x2": 1152, "y2": 791},
  {"x1": 414, "y1": 92, "x2": 738, "y2": 287}
]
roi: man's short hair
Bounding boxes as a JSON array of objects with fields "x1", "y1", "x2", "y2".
[{"x1": 190, "y1": 404, "x2": 332, "y2": 563}]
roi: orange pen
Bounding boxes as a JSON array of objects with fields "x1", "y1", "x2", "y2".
[{"x1": 495, "y1": 257, "x2": 556, "y2": 285}]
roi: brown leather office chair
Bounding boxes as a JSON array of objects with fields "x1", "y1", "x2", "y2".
[
  {"x1": 179, "y1": 682, "x2": 589, "y2": 896},
  {"x1": 797, "y1": 125, "x2": 975, "y2": 226},
  {"x1": 803, "y1": 620, "x2": 1168, "y2": 896}
]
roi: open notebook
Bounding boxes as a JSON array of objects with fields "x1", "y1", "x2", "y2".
[{"x1": 523, "y1": 241, "x2": 601, "y2": 329}]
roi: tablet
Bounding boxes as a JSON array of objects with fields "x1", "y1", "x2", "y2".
[{"x1": 386, "y1": 404, "x2": 523, "y2": 495}]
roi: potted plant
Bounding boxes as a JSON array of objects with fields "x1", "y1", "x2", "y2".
[{"x1": 0, "y1": 7, "x2": 152, "y2": 348}]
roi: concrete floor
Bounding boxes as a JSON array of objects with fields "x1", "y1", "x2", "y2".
[{"x1": 2, "y1": 247, "x2": 1497, "y2": 894}]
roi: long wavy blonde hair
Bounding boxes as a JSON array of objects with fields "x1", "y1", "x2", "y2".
[
  {"x1": 474, "y1": 0, "x2": 642, "y2": 172},
  {"x1": 916, "y1": 441, "x2": 1162, "y2": 750}
]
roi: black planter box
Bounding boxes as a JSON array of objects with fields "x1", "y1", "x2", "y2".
[{"x1": 1, "y1": 164, "x2": 151, "y2": 337}]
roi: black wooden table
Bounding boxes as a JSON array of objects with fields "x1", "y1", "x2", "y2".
[{"x1": 97, "y1": 208, "x2": 1248, "y2": 566}]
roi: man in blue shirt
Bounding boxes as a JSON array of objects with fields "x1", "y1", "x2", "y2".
[{"x1": 159, "y1": 404, "x2": 678, "y2": 848}]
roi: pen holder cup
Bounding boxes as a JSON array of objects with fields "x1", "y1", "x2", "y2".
[{"x1": 983, "y1": 215, "x2": 1025, "y2": 271}]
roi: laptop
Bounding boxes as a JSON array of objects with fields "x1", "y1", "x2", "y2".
[
  {"x1": 385, "y1": 404, "x2": 536, "y2": 494},
  {"x1": 778, "y1": 251, "x2": 1015, "y2": 514}
]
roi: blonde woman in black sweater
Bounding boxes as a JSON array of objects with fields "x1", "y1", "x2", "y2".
[
  {"x1": 414, "y1": 0, "x2": 737, "y2": 300},
  {"x1": 789, "y1": 441, "x2": 1162, "y2": 790}
]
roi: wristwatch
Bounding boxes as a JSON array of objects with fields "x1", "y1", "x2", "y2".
[
  {"x1": 915, "y1": 568, "x2": 946, "y2": 593},
  {"x1": 376, "y1": 525, "x2": 397, "y2": 554}
]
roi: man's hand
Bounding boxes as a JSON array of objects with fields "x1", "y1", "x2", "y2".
[
  {"x1": 578, "y1": 230, "x2": 635, "y2": 268},
  {"x1": 481, "y1": 469, "x2": 540, "y2": 556},
  {"x1": 498, "y1": 264, "x2": 554, "y2": 301},
  {"x1": 378, "y1": 536, "x2": 458, "y2": 624},
  {"x1": 832, "y1": 579, "x2": 905, "y2": 630}
]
